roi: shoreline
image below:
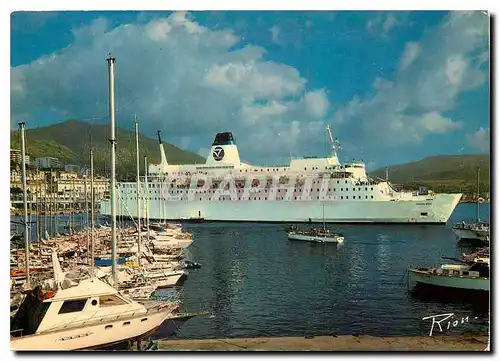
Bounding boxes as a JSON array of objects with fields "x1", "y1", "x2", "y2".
[{"x1": 156, "y1": 334, "x2": 489, "y2": 351}]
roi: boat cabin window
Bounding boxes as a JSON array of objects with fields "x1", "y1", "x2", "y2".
[
  {"x1": 58, "y1": 299, "x2": 88, "y2": 314},
  {"x1": 99, "y1": 295, "x2": 128, "y2": 307}
]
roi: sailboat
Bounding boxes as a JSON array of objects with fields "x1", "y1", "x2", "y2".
[
  {"x1": 286, "y1": 203, "x2": 344, "y2": 243},
  {"x1": 452, "y1": 167, "x2": 490, "y2": 243},
  {"x1": 10, "y1": 55, "x2": 177, "y2": 351}
]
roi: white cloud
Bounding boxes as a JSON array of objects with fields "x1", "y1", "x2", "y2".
[
  {"x1": 335, "y1": 11, "x2": 488, "y2": 147},
  {"x1": 270, "y1": 25, "x2": 280, "y2": 43},
  {"x1": 302, "y1": 90, "x2": 330, "y2": 118},
  {"x1": 366, "y1": 12, "x2": 407, "y2": 38},
  {"x1": 467, "y1": 127, "x2": 490, "y2": 152},
  {"x1": 382, "y1": 14, "x2": 397, "y2": 34},
  {"x1": 399, "y1": 42, "x2": 421, "y2": 71},
  {"x1": 204, "y1": 61, "x2": 305, "y2": 100},
  {"x1": 11, "y1": 12, "x2": 332, "y2": 165},
  {"x1": 418, "y1": 111, "x2": 462, "y2": 133}
]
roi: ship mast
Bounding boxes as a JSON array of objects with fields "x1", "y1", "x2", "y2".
[
  {"x1": 19, "y1": 122, "x2": 30, "y2": 289},
  {"x1": 135, "y1": 116, "x2": 142, "y2": 266},
  {"x1": 325, "y1": 125, "x2": 340, "y2": 158},
  {"x1": 107, "y1": 55, "x2": 118, "y2": 286}
]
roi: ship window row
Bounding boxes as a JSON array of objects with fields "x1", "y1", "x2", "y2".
[
  {"x1": 239, "y1": 168, "x2": 289, "y2": 173},
  {"x1": 126, "y1": 195, "x2": 376, "y2": 201},
  {"x1": 124, "y1": 187, "x2": 375, "y2": 195},
  {"x1": 124, "y1": 181, "x2": 374, "y2": 191}
]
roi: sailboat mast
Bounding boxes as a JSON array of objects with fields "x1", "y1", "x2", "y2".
[
  {"x1": 19, "y1": 122, "x2": 30, "y2": 289},
  {"x1": 90, "y1": 146, "x2": 95, "y2": 267},
  {"x1": 44, "y1": 177, "x2": 48, "y2": 237},
  {"x1": 107, "y1": 55, "x2": 118, "y2": 286},
  {"x1": 84, "y1": 169, "x2": 89, "y2": 264},
  {"x1": 135, "y1": 117, "x2": 142, "y2": 266},
  {"x1": 144, "y1": 156, "x2": 150, "y2": 243},
  {"x1": 476, "y1": 166, "x2": 480, "y2": 222}
]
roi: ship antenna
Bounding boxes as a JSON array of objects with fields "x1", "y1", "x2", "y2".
[{"x1": 325, "y1": 125, "x2": 340, "y2": 157}]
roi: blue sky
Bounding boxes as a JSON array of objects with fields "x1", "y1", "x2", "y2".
[{"x1": 11, "y1": 11, "x2": 490, "y2": 169}]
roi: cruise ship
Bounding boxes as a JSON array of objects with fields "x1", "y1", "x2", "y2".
[{"x1": 99, "y1": 128, "x2": 462, "y2": 224}]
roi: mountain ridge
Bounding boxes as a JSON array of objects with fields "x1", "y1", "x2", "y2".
[
  {"x1": 10, "y1": 120, "x2": 205, "y2": 179},
  {"x1": 369, "y1": 153, "x2": 490, "y2": 195}
]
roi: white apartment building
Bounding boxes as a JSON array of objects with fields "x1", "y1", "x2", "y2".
[{"x1": 35, "y1": 157, "x2": 61, "y2": 169}]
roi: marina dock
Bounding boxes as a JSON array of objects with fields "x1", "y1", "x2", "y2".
[{"x1": 158, "y1": 334, "x2": 489, "y2": 351}]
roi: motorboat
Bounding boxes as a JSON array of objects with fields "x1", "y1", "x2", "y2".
[
  {"x1": 287, "y1": 226, "x2": 344, "y2": 244},
  {"x1": 408, "y1": 257, "x2": 489, "y2": 292},
  {"x1": 179, "y1": 260, "x2": 202, "y2": 270},
  {"x1": 10, "y1": 253, "x2": 178, "y2": 351}
]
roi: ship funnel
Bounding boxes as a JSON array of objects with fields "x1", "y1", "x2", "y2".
[
  {"x1": 205, "y1": 132, "x2": 241, "y2": 166},
  {"x1": 157, "y1": 130, "x2": 168, "y2": 166}
]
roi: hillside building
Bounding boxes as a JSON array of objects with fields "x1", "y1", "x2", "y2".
[{"x1": 35, "y1": 156, "x2": 61, "y2": 169}]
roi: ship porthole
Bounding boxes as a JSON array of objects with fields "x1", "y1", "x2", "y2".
[{"x1": 91, "y1": 299, "x2": 97, "y2": 306}]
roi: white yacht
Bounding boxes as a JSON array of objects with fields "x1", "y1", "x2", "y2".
[{"x1": 10, "y1": 254, "x2": 177, "y2": 351}]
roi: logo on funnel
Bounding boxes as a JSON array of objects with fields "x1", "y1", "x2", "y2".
[{"x1": 213, "y1": 147, "x2": 225, "y2": 161}]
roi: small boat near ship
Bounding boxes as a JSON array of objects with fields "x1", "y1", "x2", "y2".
[
  {"x1": 408, "y1": 257, "x2": 489, "y2": 292},
  {"x1": 452, "y1": 167, "x2": 490, "y2": 244},
  {"x1": 452, "y1": 221, "x2": 490, "y2": 243},
  {"x1": 287, "y1": 225, "x2": 344, "y2": 244}
]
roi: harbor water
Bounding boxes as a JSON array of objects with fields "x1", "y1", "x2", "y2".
[
  {"x1": 177, "y1": 203, "x2": 490, "y2": 339},
  {"x1": 11, "y1": 203, "x2": 490, "y2": 338}
]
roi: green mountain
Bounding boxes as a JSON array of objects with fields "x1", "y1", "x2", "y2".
[
  {"x1": 370, "y1": 154, "x2": 490, "y2": 195},
  {"x1": 10, "y1": 120, "x2": 205, "y2": 180}
]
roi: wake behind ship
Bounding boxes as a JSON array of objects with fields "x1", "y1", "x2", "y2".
[{"x1": 99, "y1": 128, "x2": 462, "y2": 224}]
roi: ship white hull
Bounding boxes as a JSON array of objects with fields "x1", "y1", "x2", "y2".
[
  {"x1": 287, "y1": 233, "x2": 344, "y2": 243},
  {"x1": 102, "y1": 194, "x2": 461, "y2": 224},
  {"x1": 409, "y1": 270, "x2": 489, "y2": 291},
  {"x1": 10, "y1": 309, "x2": 172, "y2": 351}
]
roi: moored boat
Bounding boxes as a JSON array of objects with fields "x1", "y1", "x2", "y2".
[
  {"x1": 408, "y1": 257, "x2": 489, "y2": 292},
  {"x1": 452, "y1": 221, "x2": 490, "y2": 243},
  {"x1": 10, "y1": 253, "x2": 177, "y2": 351},
  {"x1": 287, "y1": 226, "x2": 344, "y2": 244}
]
